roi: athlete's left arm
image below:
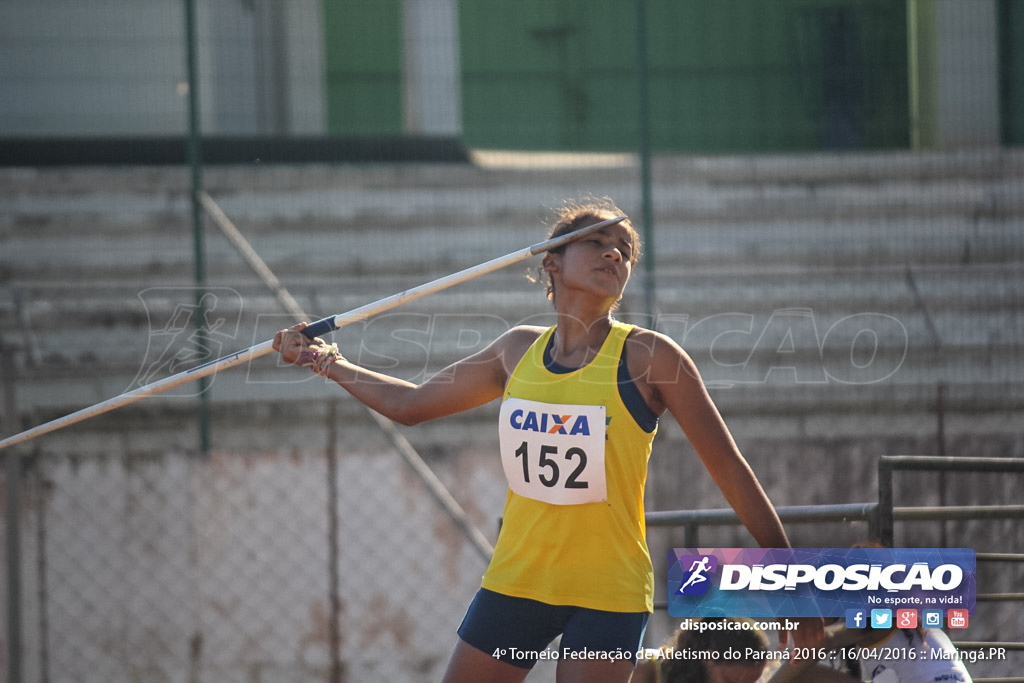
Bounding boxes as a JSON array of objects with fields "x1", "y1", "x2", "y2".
[
  {"x1": 636, "y1": 330, "x2": 790, "y2": 548},
  {"x1": 635, "y1": 330, "x2": 825, "y2": 650}
]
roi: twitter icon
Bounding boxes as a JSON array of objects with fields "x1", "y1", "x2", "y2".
[{"x1": 870, "y1": 609, "x2": 893, "y2": 629}]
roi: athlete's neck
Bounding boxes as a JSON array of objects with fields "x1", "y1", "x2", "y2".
[{"x1": 550, "y1": 314, "x2": 613, "y2": 367}]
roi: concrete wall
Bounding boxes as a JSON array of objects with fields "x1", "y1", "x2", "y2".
[
  {"x1": 0, "y1": 0, "x2": 325, "y2": 136},
  {"x1": 911, "y1": 0, "x2": 1002, "y2": 148}
]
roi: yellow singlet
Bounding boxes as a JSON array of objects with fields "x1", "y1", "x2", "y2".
[{"x1": 481, "y1": 321, "x2": 658, "y2": 613}]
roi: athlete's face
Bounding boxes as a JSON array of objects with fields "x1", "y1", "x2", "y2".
[{"x1": 549, "y1": 223, "x2": 634, "y2": 302}]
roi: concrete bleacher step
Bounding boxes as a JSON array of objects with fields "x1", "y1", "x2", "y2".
[
  {"x1": 1, "y1": 149, "x2": 1022, "y2": 448},
  {"x1": 4, "y1": 149, "x2": 1023, "y2": 282},
  {"x1": 5, "y1": 268, "x2": 1021, "y2": 427},
  {"x1": 7, "y1": 259, "x2": 1021, "y2": 349}
]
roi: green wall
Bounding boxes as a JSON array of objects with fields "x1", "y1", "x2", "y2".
[
  {"x1": 458, "y1": 0, "x2": 637, "y2": 149},
  {"x1": 324, "y1": 0, "x2": 403, "y2": 135},
  {"x1": 458, "y1": 0, "x2": 909, "y2": 152},
  {"x1": 1000, "y1": 0, "x2": 1024, "y2": 145},
  {"x1": 322, "y1": 1, "x2": 923, "y2": 151}
]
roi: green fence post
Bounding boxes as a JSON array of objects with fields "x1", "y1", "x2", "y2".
[
  {"x1": 877, "y1": 456, "x2": 895, "y2": 547},
  {"x1": 184, "y1": 0, "x2": 210, "y2": 455},
  {"x1": 636, "y1": 0, "x2": 656, "y2": 320},
  {"x1": 1, "y1": 349, "x2": 22, "y2": 683}
]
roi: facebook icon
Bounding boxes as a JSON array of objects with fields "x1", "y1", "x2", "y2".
[{"x1": 846, "y1": 608, "x2": 867, "y2": 629}]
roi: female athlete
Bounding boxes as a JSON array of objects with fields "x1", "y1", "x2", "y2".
[{"x1": 274, "y1": 199, "x2": 821, "y2": 683}]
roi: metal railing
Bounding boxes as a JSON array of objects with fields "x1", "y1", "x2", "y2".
[
  {"x1": 876, "y1": 455, "x2": 1024, "y2": 547},
  {"x1": 647, "y1": 455, "x2": 1024, "y2": 683}
]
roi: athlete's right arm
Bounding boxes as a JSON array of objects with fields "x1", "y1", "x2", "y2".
[{"x1": 273, "y1": 323, "x2": 542, "y2": 425}]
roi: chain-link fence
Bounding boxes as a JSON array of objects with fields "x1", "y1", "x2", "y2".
[{"x1": 9, "y1": 422, "x2": 493, "y2": 683}]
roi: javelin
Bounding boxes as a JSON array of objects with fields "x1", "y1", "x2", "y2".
[{"x1": 0, "y1": 215, "x2": 625, "y2": 452}]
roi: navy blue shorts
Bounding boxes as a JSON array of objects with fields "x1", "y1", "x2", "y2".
[{"x1": 457, "y1": 588, "x2": 649, "y2": 669}]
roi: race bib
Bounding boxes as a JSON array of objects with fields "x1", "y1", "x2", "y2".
[{"x1": 498, "y1": 398, "x2": 607, "y2": 505}]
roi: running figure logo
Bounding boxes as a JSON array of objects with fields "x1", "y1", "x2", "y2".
[
  {"x1": 128, "y1": 287, "x2": 244, "y2": 396},
  {"x1": 676, "y1": 554, "x2": 718, "y2": 595}
]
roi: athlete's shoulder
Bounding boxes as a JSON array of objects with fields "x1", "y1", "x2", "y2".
[
  {"x1": 624, "y1": 326, "x2": 690, "y2": 363},
  {"x1": 508, "y1": 323, "x2": 550, "y2": 337},
  {"x1": 623, "y1": 324, "x2": 681, "y2": 346},
  {"x1": 491, "y1": 325, "x2": 549, "y2": 378},
  {"x1": 502, "y1": 324, "x2": 548, "y2": 349},
  {"x1": 624, "y1": 325, "x2": 702, "y2": 388}
]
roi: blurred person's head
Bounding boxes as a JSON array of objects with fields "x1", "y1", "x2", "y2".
[{"x1": 660, "y1": 617, "x2": 770, "y2": 683}]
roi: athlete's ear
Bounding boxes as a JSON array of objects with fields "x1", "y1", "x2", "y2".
[{"x1": 542, "y1": 252, "x2": 560, "y2": 274}]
